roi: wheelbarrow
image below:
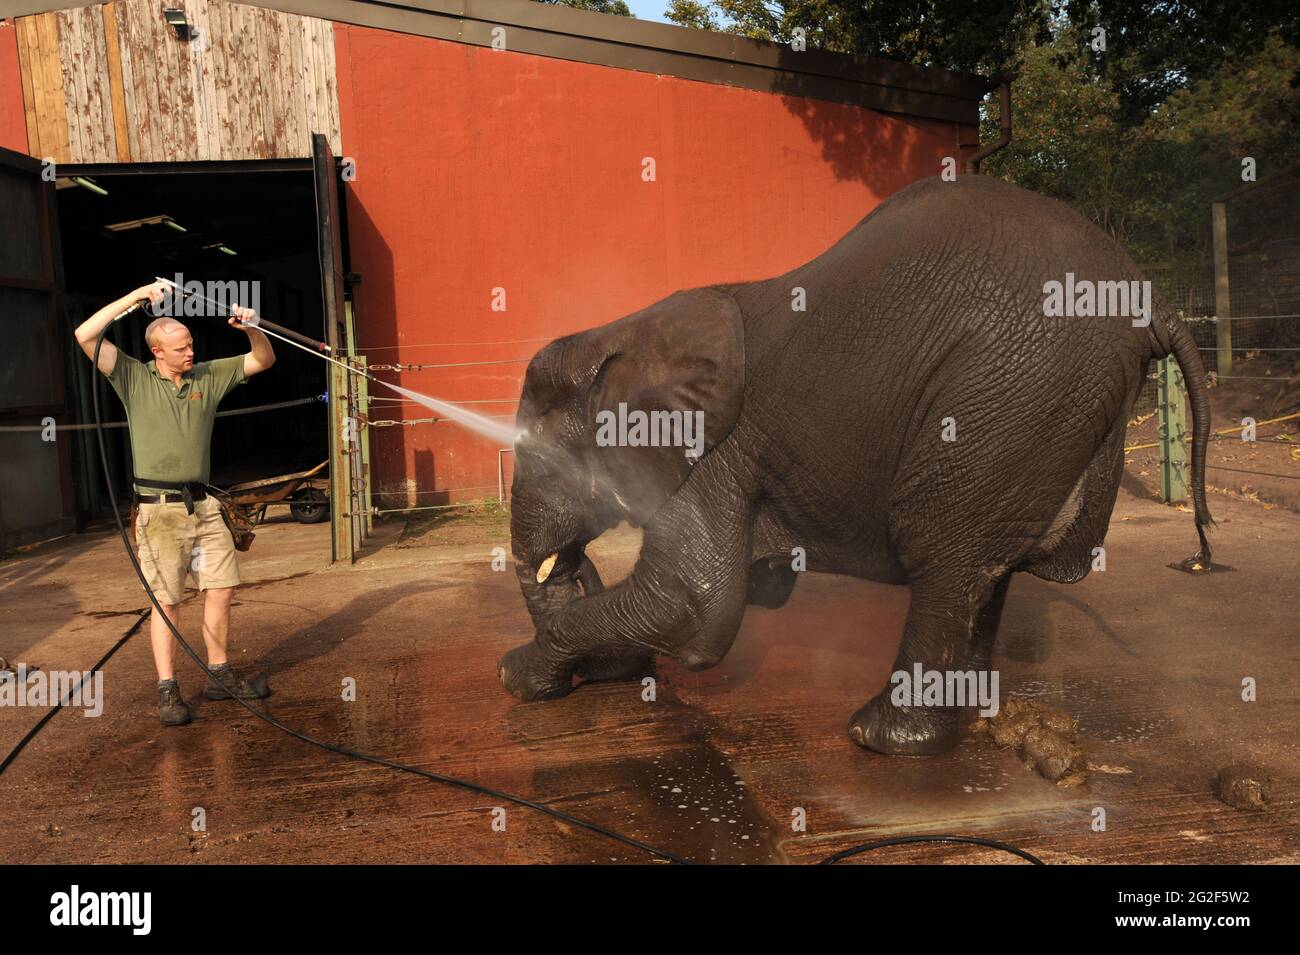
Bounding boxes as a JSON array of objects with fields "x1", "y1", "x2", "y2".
[{"x1": 221, "y1": 461, "x2": 330, "y2": 525}]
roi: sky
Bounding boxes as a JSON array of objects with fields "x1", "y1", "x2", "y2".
[{"x1": 624, "y1": 0, "x2": 674, "y2": 24}]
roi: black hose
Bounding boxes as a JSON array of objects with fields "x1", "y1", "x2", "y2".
[
  {"x1": 0, "y1": 610, "x2": 147, "y2": 777},
  {"x1": 86, "y1": 308, "x2": 1047, "y2": 868},
  {"x1": 90, "y1": 313, "x2": 690, "y2": 865},
  {"x1": 820, "y1": 835, "x2": 1045, "y2": 865}
]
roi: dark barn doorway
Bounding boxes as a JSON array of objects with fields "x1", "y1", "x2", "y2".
[{"x1": 54, "y1": 161, "x2": 331, "y2": 526}]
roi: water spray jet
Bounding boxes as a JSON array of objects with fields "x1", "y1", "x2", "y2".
[{"x1": 154, "y1": 277, "x2": 521, "y2": 446}]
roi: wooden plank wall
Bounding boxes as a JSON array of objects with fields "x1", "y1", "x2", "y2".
[{"x1": 13, "y1": 0, "x2": 341, "y2": 163}]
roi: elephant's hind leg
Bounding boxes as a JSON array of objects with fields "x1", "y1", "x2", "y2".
[
  {"x1": 968, "y1": 572, "x2": 1011, "y2": 673},
  {"x1": 1023, "y1": 415, "x2": 1128, "y2": 583},
  {"x1": 848, "y1": 571, "x2": 1004, "y2": 756}
]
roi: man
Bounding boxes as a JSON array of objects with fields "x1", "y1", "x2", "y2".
[{"x1": 75, "y1": 281, "x2": 276, "y2": 726}]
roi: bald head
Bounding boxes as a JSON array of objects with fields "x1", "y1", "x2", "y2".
[
  {"x1": 145, "y1": 318, "x2": 189, "y2": 349},
  {"x1": 146, "y1": 318, "x2": 195, "y2": 376}
]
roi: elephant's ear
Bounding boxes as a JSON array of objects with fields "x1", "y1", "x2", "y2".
[{"x1": 585, "y1": 288, "x2": 745, "y2": 525}]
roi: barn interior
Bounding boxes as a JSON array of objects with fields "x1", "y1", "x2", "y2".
[{"x1": 53, "y1": 164, "x2": 330, "y2": 523}]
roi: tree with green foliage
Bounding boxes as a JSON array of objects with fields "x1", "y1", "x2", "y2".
[
  {"x1": 1062, "y1": 0, "x2": 1300, "y2": 125},
  {"x1": 665, "y1": 0, "x2": 1050, "y2": 75},
  {"x1": 654, "y1": 0, "x2": 1299, "y2": 261},
  {"x1": 661, "y1": 0, "x2": 1297, "y2": 98},
  {"x1": 980, "y1": 29, "x2": 1300, "y2": 261},
  {"x1": 530, "y1": 0, "x2": 1299, "y2": 262},
  {"x1": 665, "y1": 0, "x2": 718, "y2": 31},
  {"x1": 539, "y1": 0, "x2": 633, "y2": 17}
]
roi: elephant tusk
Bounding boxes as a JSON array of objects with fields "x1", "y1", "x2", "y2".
[{"x1": 536, "y1": 552, "x2": 559, "y2": 584}]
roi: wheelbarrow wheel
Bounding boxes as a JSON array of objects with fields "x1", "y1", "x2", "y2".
[{"x1": 290, "y1": 487, "x2": 329, "y2": 524}]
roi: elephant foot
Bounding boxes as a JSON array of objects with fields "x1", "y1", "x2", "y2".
[
  {"x1": 847, "y1": 693, "x2": 959, "y2": 756},
  {"x1": 498, "y1": 641, "x2": 574, "y2": 702},
  {"x1": 574, "y1": 655, "x2": 656, "y2": 684}
]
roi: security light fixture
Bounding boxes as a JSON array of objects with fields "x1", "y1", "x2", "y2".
[{"x1": 163, "y1": 8, "x2": 192, "y2": 40}]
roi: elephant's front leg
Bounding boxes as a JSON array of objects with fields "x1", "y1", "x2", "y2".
[
  {"x1": 497, "y1": 638, "x2": 582, "y2": 702},
  {"x1": 569, "y1": 556, "x2": 654, "y2": 684},
  {"x1": 499, "y1": 469, "x2": 753, "y2": 701},
  {"x1": 497, "y1": 637, "x2": 663, "y2": 701}
]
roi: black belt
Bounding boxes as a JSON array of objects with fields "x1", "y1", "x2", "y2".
[{"x1": 133, "y1": 477, "x2": 208, "y2": 514}]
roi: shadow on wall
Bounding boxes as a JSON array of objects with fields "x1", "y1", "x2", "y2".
[
  {"x1": 768, "y1": 48, "x2": 970, "y2": 191},
  {"x1": 339, "y1": 189, "x2": 406, "y2": 508},
  {"x1": 413, "y1": 447, "x2": 444, "y2": 509}
]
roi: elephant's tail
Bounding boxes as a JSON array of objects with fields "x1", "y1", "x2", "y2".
[{"x1": 1169, "y1": 318, "x2": 1216, "y2": 566}]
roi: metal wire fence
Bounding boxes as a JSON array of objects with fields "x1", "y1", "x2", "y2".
[
  {"x1": 1130, "y1": 174, "x2": 1300, "y2": 493},
  {"x1": 1137, "y1": 170, "x2": 1300, "y2": 420}
]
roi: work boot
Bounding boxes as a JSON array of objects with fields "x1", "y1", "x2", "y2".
[
  {"x1": 157, "y1": 679, "x2": 192, "y2": 726},
  {"x1": 203, "y1": 663, "x2": 271, "y2": 701}
]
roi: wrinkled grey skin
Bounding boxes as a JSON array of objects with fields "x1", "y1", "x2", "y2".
[{"x1": 501, "y1": 175, "x2": 1213, "y2": 756}]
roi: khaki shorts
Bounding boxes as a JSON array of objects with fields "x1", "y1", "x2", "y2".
[{"x1": 134, "y1": 497, "x2": 240, "y2": 605}]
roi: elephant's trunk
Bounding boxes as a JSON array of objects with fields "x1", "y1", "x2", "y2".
[{"x1": 514, "y1": 547, "x2": 604, "y2": 631}]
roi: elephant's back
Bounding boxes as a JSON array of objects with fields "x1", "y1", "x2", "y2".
[
  {"x1": 740, "y1": 174, "x2": 1155, "y2": 394},
  {"x1": 731, "y1": 175, "x2": 1156, "y2": 528},
  {"x1": 822, "y1": 175, "x2": 1143, "y2": 300}
]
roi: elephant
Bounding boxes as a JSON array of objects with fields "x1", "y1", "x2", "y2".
[{"x1": 499, "y1": 174, "x2": 1213, "y2": 757}]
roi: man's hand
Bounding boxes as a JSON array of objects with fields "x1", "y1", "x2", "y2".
[
  {"x1": 231, "y1": 306, "x2": 276, "y2": 377},
  {"x1": 134, "y1": 281, "x2": 172, "y2": 313},
  {"x1": 227, "y1": 305, "x2": 257, "y2": 329},
  {"x1": 75, "y1": 283, "x2": 170, "y2": 376}
]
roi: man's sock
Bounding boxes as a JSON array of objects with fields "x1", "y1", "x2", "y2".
[
  {"x1": 209, "y1": 662, "x2": 231, "y2": 675},
  {"x1": 158, "y1": 678, "x2": 178, "y2": 689}
]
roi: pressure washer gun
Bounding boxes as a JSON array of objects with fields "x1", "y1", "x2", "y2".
[{"x1": 153, "y1": 277, "x2": 333, "y2": 354}]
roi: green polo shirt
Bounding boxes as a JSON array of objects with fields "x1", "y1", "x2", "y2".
[{"x1": 104, "y1": 352, "x2": 247, "y2": 495}]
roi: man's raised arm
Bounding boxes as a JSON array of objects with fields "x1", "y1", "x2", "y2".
[
  {"x1": 75, "y1": 281, "x2": 170, "y2": 376},
  {"x1": 229, "y1": 306, "x2": 276, "y2": 377}
]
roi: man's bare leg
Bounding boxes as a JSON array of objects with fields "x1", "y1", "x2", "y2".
[
  {"x1": 150, "y1": 603, "x2": 181, "y2": 681},
  {"x1": 202, "y1": 587, "x2": 233, "y2": 666}
]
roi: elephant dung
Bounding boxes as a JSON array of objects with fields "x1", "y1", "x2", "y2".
[
  {"x1": 972, "y1": 698, "x2": 1088, "y2": 787},
  {"x1": 1213, "y1": 765, "x2": 1272, "y2": 811}
]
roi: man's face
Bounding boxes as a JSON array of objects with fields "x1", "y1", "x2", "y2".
[{"x1": 151, "y1": 322, "x2": 194, "y2": 374}]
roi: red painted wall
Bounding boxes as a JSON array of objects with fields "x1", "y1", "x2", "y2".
[
  {"x1": 0, "y1": 20, "x2": 30, "y2": 154},
  {"x1": 333, "y1": 25, "x2": 973, "y2": 507}
]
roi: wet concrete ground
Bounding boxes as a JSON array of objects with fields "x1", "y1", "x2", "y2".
[{"x1": 1, "y1": 481, "x2": 1296, "y2": 864}]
